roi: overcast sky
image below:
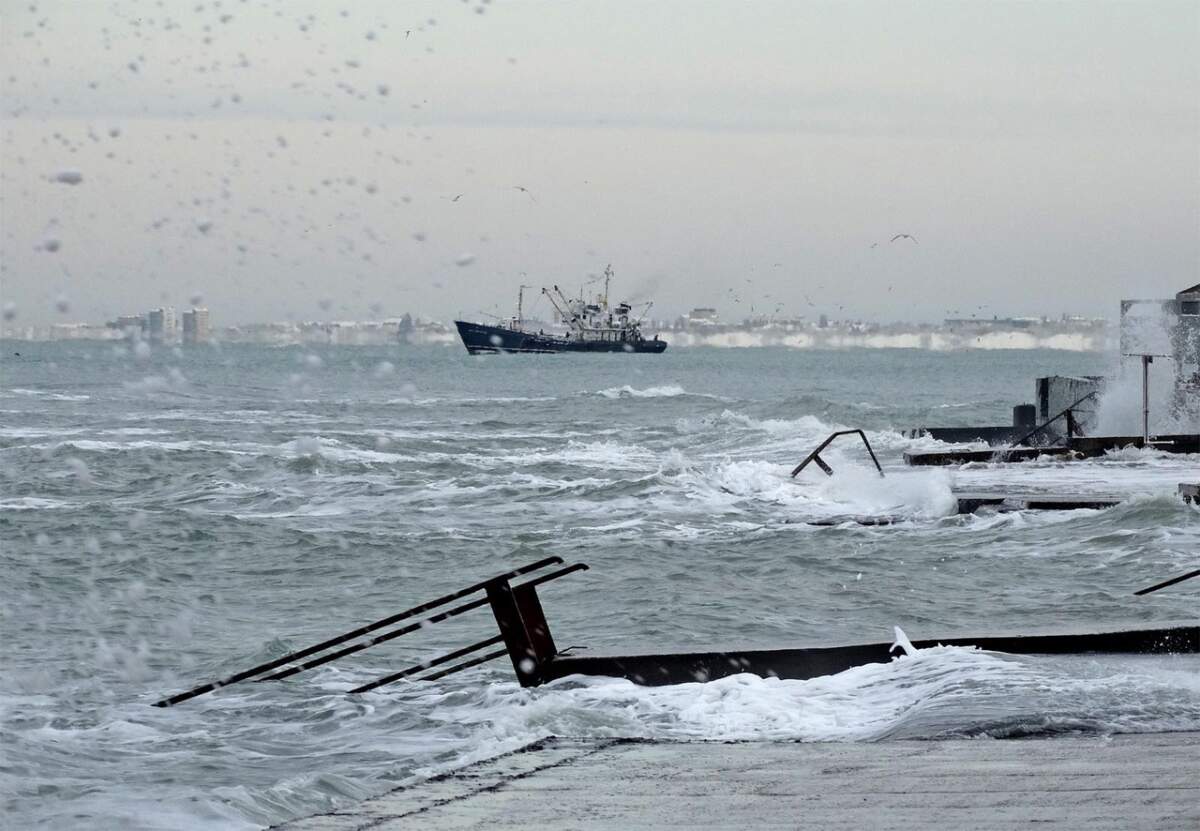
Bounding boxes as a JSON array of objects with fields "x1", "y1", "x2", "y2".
[{"x1": 2, "y1": 0, "x2": 1197, "y2": 327}]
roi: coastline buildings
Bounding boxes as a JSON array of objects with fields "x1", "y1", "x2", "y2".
[
  {"x1": 219, "y1": 316, "x2": 452, "y2": 345},
  {"x1": 0, "y1": 302, "x2": 1117, "y2": 352},
  {"x1": 181, "y1": 308, "x2": 210, "y2": 344},
  {"x1": 146, "y1": 307, "x2": 177, "y2": 342},
  {"x1": 96, "y1": 305, "x2": 211, "y2": 344}
]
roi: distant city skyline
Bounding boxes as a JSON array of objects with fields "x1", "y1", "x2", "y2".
[{"x1": 2, "y1": 1, "x2": 1197, "y2": 327}]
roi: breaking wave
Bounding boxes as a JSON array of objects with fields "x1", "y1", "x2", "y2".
[
  {"x1": 417, "y1": 647, "x2": 1200, "y2": 751},
  {"x1": 593, "y1": 384, "x2": 713, "y2": 399}
]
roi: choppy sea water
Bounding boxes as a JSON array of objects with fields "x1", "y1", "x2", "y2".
[{"x1": 1, "y1": 342, "x2": 1197, "y2": 830}]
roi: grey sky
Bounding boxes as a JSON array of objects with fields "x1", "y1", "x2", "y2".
[{"x1": 2, "y1": 0, "x2": 1197, "y2": 326}]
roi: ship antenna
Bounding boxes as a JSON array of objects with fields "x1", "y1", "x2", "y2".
[{"x1": 603, "y1": 264, "x2": 612, "y2": 309}]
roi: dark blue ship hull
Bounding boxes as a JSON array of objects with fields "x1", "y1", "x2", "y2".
[{"x1": 455, "y1": 321, "x2": 667, "y2": 354}]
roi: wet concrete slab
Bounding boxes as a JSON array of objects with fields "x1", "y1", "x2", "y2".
[{"x1": 277, "y1": 732, "x2": 1200, "y2": 830}]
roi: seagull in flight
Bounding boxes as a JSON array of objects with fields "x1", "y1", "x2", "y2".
[
  {"x1": 513, "y1": 185, "x2": 537, "y2": 202},
  {"x1": 449, "y1": 193, "x2": 464, "y2": 202},
  {"x1": 890, "y1": 233, "x2": 917, "y2": 244}
]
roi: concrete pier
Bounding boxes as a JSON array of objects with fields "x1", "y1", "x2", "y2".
[
  {"x1": 904, "y1": 433, "x2": 1200, "y2": 466},
  {"x1": 278, "y1": 732, "x2": 1200, "y2": 830}
]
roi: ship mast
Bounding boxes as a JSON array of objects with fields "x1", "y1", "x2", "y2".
[{"x1": 516, "y1": 284, "x2": 530, "y2": 330}]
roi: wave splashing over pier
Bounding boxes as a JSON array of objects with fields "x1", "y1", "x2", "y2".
[{"x1": 416, "y1": 648, "x2": 1200, "y2": 751}]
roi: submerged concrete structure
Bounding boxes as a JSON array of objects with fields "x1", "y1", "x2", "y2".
[
  {"x1": 1036, "y1": 374, "x2": 1104, "y2": 434},
  {"x1": 277, "y1": 733, "x2": 1200, "y2": 830}
]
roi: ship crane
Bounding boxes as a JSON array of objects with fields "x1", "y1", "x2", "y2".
[{"x1": 542, "y1": 286, "x2": 582, "y2": 333}]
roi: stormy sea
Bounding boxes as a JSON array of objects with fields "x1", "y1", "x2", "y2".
[{"x1": 2, "y1": 342, "x2": 1197, "y2": 829}]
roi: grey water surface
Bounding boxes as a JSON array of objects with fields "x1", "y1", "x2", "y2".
[{"x1": 1, "y1": 342, "x2": 1197, "y2": 829}]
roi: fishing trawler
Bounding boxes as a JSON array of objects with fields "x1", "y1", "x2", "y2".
[{"x1": 454, "y1": 267, "x2": 667, "y2": 354}]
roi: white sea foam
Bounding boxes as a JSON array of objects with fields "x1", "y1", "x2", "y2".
[
  {"x1": 712, "y1": 409, "x2": 837, "y2": 438},
  {"x1": 812, "y1": 466, "x2": 957, "y2": 519},
  {"x1": 0, "y1": 427, "x2": 86, "y2": 438},
  {"x1": 595, "y1": 384, "x2": 693, "y2": 399},
  {"x1": 0, "y1": 496, "x2": 73, "y2": 511},
  {"x1": 43, "y1": 439, "x2": 260, "y2": 455},
  {"x1": 414, "y1": 647, "x2": 1200, "y2": 754},
  {"x1": 662, "y1": 453, "x2": 955, "y2": 522},
  {"x1": 385, "y1": 395, "x2": 557, "y2": 406},
  {"x1": 5, "y1": 388, "x2": 91, "y2": 401}
]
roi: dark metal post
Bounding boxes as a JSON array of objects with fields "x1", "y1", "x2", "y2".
[
  {"x1": 486, "y1": 580, "x2": 542, "y2": 687},
  {"x1": 1141, "y1": 354, "x2": 1151, "y2": 445},
  {"x1": 513, "y1": 583, "x2": 558, "y2": 665}
]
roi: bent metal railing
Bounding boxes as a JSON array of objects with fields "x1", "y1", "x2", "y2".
[
  {"x1": 791, "y1": 429, "x2": 884, "y2": 479},
  {"x1": 152, "y1": 556, "x2": 587, "y2": 707},
  {"x1": 1006, "y1": 389, "x2": 1099, "y2": 449}
]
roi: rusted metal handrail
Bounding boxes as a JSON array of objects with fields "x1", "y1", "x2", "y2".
[
  {"x1": 151, "y1": 557, "x2": 586, "y2": 706},
  {"x1": 791, "y1": 429, "x2": 884, "y2": 478}
]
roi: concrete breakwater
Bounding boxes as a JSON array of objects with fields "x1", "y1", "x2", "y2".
[{"x1": 278, "y1": 733, "x2": 1200, "y2": 830}]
